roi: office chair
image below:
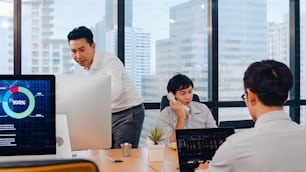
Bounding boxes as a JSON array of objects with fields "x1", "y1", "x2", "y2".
[
  {"x1": 0, "y1": 159, "x2": 99, "y2": 172},
  {"x1": 219, "y1": 119, "x2": 254, "y2": 129},
  {"x1": 160, "y1": 93, "x2": 200, "y2": 111}
]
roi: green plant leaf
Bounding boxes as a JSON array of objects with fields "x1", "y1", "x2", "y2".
[{"x1": 147, "y1": 126, "x2": 165, "y2": 145}]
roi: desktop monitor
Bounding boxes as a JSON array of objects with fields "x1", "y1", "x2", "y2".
[
  {"x1": 56, "y1": 75, "x2": 111, "y2": 151},
  {"x1": 0, "y1": 75, "x2": 56, "y2": 161}
]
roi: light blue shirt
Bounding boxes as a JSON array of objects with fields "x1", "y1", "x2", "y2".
[{"x1": 157, "y1": 101, "x2": 217, "y2": 144}]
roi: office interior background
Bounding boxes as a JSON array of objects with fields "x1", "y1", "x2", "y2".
[{"x1": 1, "y1": 0, "x2": 306, "y2": 147}]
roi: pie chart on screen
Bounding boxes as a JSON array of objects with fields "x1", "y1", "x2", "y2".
[{"x1": 2, "y1": 86, "x2": 35, "y2": 119}]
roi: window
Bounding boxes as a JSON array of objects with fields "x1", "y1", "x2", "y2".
[
  {"x1": 21, "y1": 0, "x2": 116, "y2": 75},
  {"x1": 218, "y1": 0, "x2": 289, "y2": 121},
  {"x1": 130, "y1": 0, "x2": 209, "y2": 147},
  {"x1": 0, "y1": 0, "x2": 13, "y2": 74},
  {"x1": 7, "y1": 0, "x2": 306, "y2": 146},
  {"x1": 129, "y1": 0, "x2": 209, "y2": 102}
]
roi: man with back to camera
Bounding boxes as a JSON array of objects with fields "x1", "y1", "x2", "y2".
[
  {"x1": 196, "y1": 59, "x2": 306, "y2": 172},
  {"x1": 156, "y1": 73, "x2": 217, "y2": 145},
  {"x1": 67, "y1": 26, "x2": 144, "y2": 148}
]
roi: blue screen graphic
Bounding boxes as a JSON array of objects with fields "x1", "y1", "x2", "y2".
[{"x1": 0, "y1": 78, "x2": 55, "y2": 156}]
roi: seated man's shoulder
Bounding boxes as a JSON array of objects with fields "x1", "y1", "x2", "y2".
[
  {"x1": 161, "y1": 107, "x2": 175, "y2": 115},
  {"x1": 191, "y1": 101, "x2": 209, "y2": 110},
  {"x1": 226, "y1": 128, "x2": 256, "y2": 143}
]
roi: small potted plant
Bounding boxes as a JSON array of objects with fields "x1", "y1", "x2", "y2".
[{"x1": 147, "y1": 126, "x2": 165, "y2": 161}]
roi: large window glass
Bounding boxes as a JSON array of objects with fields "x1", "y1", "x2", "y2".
[
  {"x1": 219, "y1": 107, "x2": 250, "y2": 122},
  {"x1": 0, "y1": 0, "x2": 13, "y2": 74},
  {"x1": 139, "y1": 109, "x2": 159, "y2": 147},
  {"x1": 129, "y1": 0, "x2": 209, "y2": 102},
  {"x1": 131, "y1": 0, "x2": 209, "y2": 147},
  {"x1": 21, "y1": 0, "x2": 116, "y2": 75},
  {"x1": 218, "y1": 0, "x2": 289, "y2": 120}
]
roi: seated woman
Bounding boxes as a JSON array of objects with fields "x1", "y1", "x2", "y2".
[{"x1": 156, "y1": 73, "x2": 217, "y2": 145}]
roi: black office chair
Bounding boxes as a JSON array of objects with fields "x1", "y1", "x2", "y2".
[
  {"x1": 219, "y1": 119, "x2": 254, "y2": 129},
  {"x1": 160, "y1": 94, "x2": 200, "y2": 111}
]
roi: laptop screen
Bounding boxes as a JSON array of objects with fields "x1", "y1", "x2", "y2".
[
  {"x1": 176, "y1": 128, "x2": 234, "y2": 172},
  {"x1": 0, "y1": 75, "x2": 56, "y2": 156}
]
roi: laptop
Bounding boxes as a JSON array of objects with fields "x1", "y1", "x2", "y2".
[
  {"x1": 0, "y1": 75, "x2": 57, "y2": 161},
  {"x1": 176, "y1": 128, "x2": 235, "y2": 172}
]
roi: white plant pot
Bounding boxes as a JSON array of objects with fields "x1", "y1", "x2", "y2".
[{"x1": 148, "y1": 144, "x2": 165, "y2": 161}]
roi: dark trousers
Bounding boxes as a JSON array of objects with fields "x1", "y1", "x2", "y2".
[{"x1": 111, "y1": 104, "x2": 145, "y2": 148}]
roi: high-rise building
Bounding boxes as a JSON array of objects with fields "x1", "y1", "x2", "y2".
[
  {"x1": 22, "y1": 0, "x2": 55, "y2": 74},
  {"x1": 143, "y1": 0, "x2": 209, "y2": 102},
  {"x1": 125, "y1": 27, "x2": 151, "y2": 93},
  {"x1": 105, "y1": 0, "x2": 133, "y2": 31},
  {"x1": 142, "y1": 0, "x2": 267, "y2": 103},
  {"x1": 218, "y1": 0, "x2": 267, "y2": 101},
  {"x1": 0, "y1": 16, "x2": 13, "y2": 74},
  {"x1": 104, "y1": 0, "x2": 151, "y2": 93}
]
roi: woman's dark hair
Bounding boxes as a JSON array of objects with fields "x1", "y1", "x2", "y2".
[
  {"x1": 67, "y1": 26, "x2": 94, "y2": 45},
  {"x1": 243, "y1": 59, "x2": 293, "y2": 106},
  {"x1": 167, "y1": 74, "x2": 193, "y2": 94}
]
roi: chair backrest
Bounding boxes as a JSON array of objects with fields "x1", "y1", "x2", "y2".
[
  {"x1": 160, "y1": 94, "x2": 200, "y2": 111},
  {"x1": 0, "y1": 159, "x2": 99, "y2": 172},
  {"x1": 219, "y1": 119, "x2": 254, "y2": 129}
]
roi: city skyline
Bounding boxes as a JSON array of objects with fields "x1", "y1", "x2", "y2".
[{"x1": 0, "y1": 0, "x2": 301, "y2": 97}]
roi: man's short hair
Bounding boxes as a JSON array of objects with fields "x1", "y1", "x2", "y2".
[
  {"x1": 243, "y1": 59, "x2": 293, "y2": 106},
  {"x1": 67, "y1": 26, "x2": 94, "y2": 45},
  {"x1": 167, "y1": 74, "x2": 194, "y2": 94}
]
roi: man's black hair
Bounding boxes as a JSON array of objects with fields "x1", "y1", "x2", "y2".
[
  {"x1": 243, "y1": 59, "x2": 293, "y2": 106},
  {"x1": 167, "y1": 74, "x2": 194, "y2": 94},
  {"x1": 67, "y1": 26, "x2": 94, "y2": 45}
]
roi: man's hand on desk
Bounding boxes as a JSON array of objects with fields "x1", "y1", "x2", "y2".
[{"x1": 194, "y1": 162, "x2": 209, "y2": 172}]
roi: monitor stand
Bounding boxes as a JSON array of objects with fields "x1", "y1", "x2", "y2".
[{"x1": 56, "y1": 114, "x2": 72, "y2": 158}]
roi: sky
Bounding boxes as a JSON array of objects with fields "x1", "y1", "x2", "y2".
[
  {"x1": 0, "y1": 0, "x2": 295, "y2": 29},
  {"x1": 267, "y1": 0, "x2": 289, "y2": 23},
  {"x1": 51, "y1": 0, "x2": 186, "y2": 40},
  {"x1": 0, "y1": 2, "x2": 13, "y2": 16},
  {"x1": 9, "y1": 0, "x2": 288, "y2": 40},
  {"x1": 52, "y1": 0, "x2": 105, "y2": 39}
]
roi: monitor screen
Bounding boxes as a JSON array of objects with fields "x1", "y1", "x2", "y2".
[
  {"x1": 56, "y1": 75, "x2": 111, "y2": 151},
  {"x1": 0, "y1": 75, "x2": 56, "y2": 156},
  {"x1": 176, "y1": 128, "x2": 234, "y2": 172}
]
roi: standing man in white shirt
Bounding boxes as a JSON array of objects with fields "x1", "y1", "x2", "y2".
[
  {"x1": 67, "y1": 26, "x2": 144, "y2": 148},
  {"x1": 196, "y1": 59, "x2": 306, "y2": 172}
]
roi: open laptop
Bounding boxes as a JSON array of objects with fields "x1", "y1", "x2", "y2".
[
  {"x1": 176, "y1": 128, "x2": 235, "y2": 172},
  {"x1": 0, "y1": 75, "x2": 57, "y2": 161}
]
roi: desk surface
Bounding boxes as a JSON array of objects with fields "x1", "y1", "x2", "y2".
[{"x1": 74, "y1": 148, "x2": 179, "y2": 172}]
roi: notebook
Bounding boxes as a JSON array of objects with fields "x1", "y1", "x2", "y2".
[
  {"x1": 176, "y1": 128, "x2": 235, "y2": 172},
  {"x1": 0, "y1": 75, "x2": 57, "y2": 161}
]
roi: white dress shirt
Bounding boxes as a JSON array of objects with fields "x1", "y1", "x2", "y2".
[
  {"x1": 80, "y1": 51, "x2": 142, "y2": 113},
  {"x1": 204, "y1": 110, "x2": 306, "y2": 172}
]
